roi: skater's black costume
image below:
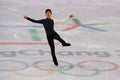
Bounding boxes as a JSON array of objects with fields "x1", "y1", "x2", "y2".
[{"x1": 27, "y1": 17, "x2": 71, "y2": 66}]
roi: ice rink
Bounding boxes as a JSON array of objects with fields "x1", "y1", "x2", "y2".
[{"x1": 0, "y1": 0, "x2": 120, "y2": 80}]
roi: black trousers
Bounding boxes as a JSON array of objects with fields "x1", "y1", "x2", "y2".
[{"x1": 47, "y1": 32, "x2": 66, "y2": 65}]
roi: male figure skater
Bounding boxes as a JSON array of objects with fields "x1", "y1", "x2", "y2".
[{"x1": 24, "y1": 9, "x2": 74, "y2": 66}]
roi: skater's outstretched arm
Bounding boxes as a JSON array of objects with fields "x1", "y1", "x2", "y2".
[
  {"x1": 24, "y1": 16, "x2": 43, "y2": 23},
  {"x1": 54, "y1": 14, "x2": 74, "y2": 24}
]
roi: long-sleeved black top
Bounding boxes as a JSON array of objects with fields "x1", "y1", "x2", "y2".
[{"x1": 27, "y1": 17, "x2": 56, "y2": 35}]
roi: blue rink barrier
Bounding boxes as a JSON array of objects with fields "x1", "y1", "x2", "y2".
[
  {"x1": 0, "y1": 25, "x2": 43, "y2": 28},
  {"x1": 81, "y1": 25, "x2": 106, "y2": 32},
  {"x1": 72, "y1": 18, "x2": 107, "y2": 32}
]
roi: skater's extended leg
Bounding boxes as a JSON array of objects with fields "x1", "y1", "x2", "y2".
[{"x1": 54, "y1": 33, "x2": 71, "y2": 47}]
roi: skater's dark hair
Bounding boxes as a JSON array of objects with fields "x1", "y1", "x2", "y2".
[{"x1": 45, "y1": 9, "x2": 52, "y2": 14}]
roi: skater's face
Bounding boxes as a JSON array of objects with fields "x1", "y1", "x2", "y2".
[{"x1": 45, "y1": 11, "x2": 52, "y2": 19}]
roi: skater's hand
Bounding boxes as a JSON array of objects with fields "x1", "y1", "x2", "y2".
[
  {"x1": 69, "y1": 14, "x2": 74, "y2": 18},
  {"x1": 24, "y1": 15, "x2": 29, "y2": 19}
]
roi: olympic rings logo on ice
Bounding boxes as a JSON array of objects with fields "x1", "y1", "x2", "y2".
[{"x1": 0, "y1": 60, "x2": 119, "y2": 77}]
